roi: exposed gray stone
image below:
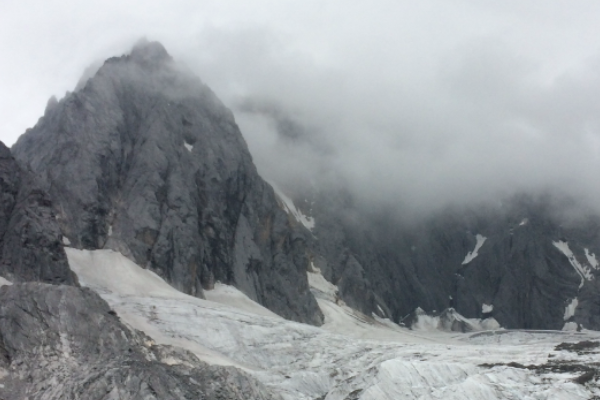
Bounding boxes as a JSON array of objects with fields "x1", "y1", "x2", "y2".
[
  {"x1": 12, "y1": 41, "x2": 322, "y2": 325},
  {"x1": 293, "y1": 182, "x2": 600, "y2": 330},
  {"x1": 0, "y1": 141, "x2": 76, "y2": 285}
]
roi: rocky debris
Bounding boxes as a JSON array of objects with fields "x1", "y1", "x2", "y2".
[
  {"x1": 12, "y1": 40, "x2": 322, "y2": 325},
  {"x1": 0, "y1": 141, "x2": 76, "y2": 285},
  {"x1": 0, "y1": 282, "x2": 282, "y2": 400},
  {"x1": 480, "y1": 359, "x2": 599, "y2": 386}
]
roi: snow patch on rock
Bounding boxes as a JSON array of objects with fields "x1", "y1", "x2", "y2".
[
  {"x1": 270, "y1": 183, "x2": 315, "y2": 230},
  {"x1": 564, "y1": 298, "x2": 578, "y2": 321},
  {"x1": 553, "y1": 240, "x2": 594, "y2": 288},
  {"x1": 307, "y1": 265, "x2": 338, "y2": 303},
  {"x1": 184, "y1": 142, "x2": 193, "y2": 152},
  {"x1": 62, "y1": 236, "x2": 71, "y2": 246},
  {"x1": 0, "y1": 276, "x2": 12, "y2": 286},
  {"x1": 585, "y1": 248, "x2": 599, "y2": 269},
  {"x1": 482, "y1": 303, "x2": 494, "y2": 314},
  {"x1": 462, "y1": 234, "x2": 486, "y2": 265}
]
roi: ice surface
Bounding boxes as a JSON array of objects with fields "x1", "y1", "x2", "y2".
[
  {"x1": 462, "y1": 234, "x2": 486, "y2": 265},
  {"x1": 67, "y1": 248, "x2": 600, "y2": 399},
  {"x1": 270, "y1": 183, "x2": 315, "y2": 230},
  {"x1": 553, "y1": 241, "x2": 594, "y2": 288}
]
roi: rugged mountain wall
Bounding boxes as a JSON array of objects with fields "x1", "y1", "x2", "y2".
[
  {"x1": 0, "y1": 282, "x2": 281, "y2": 399},
  {"x1": 0, "y1": 141, "x2": 76, "y2": 284},
  {"x1": 298, "y1": 185, "x2": 600, "y2": 330},
  {"x1": 12, "y1": 41, "x2": 322, "y2": 325}
]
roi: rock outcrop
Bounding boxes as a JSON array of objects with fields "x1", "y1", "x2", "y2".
[
  {"x1": 12, "y1": 41, "x2": 322, "y2": 325},
  {"x1": 0, "y1": 282, "x2": 281, "y2": 399},
  {"x1": 296, "y1": 184, "x2": 600, "y2": 330},
  {"x1": 0, "y1": 141, "x2": 76, "y2": 285}
]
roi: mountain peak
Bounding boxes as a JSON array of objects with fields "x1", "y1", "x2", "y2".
[{"x1": 129, "y1": 39, "x2": 172, "y2": 67}]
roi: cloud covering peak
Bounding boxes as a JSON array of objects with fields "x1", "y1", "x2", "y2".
[{"x1": 2, "y1": 1, "x2": 600, "y2": 214}]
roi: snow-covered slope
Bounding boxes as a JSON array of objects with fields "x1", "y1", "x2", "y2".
[{"x1": 66, "y1": 248, "x2": 600, "y2": 399}]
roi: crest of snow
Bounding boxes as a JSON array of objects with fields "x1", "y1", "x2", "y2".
[
  {"x1": 564, "y1": 298, "x2": 578, "y2": 321},
  {"x1": 204, "y1": 282, "x2": 280, "y2": 319},
  {"x1": 184, "y1": 142, "x2": 193, "y2": 152},
  {"x1": 585, "y1": 248, "x2": 599, "y2": 269},
  {"x1": 270, "y1": 182, "x2": 315, "y2": 230},
  {"x1": 553, "y1": 240, "x2": 594, "y2": 288},
  {"x1": 462, "y1": 234, "x2": 486, "y2": 265},
  {"x1": 482, "y1": 303, "x2": 493, "y2": 314},
  {"x1": 66, "y1": 248, "x2": 600, "y2": 400},
  {"x1": 562, "y1": 321, "x2": 579, "y2": 331},
  {"x1": 0, "y1": 276, "x2": 12, "y2": 286},
  {"x1": 62, "y1": 236, "x2": 71, "y2": 246},
  {"x1": 66, "y1": 248, "x2": 190, "y2": 299}
]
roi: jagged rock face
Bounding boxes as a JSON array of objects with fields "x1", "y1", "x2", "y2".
[
  {"x1": 304, "y1": 186, "x2": 600, "y2": 330},
  {"x1": 0, "y1": 282, "x2": 282, "y2": 399},
  {"x1": 12, "y1": 41, "x2": 322, "y2": 325},
  {"x1": 0, "y1": 141, "x2": 76, "y2": 284}
]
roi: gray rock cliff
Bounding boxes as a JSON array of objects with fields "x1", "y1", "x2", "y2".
[
  {"x1": 290, "y1": 183, "x2": 600, "y2": 330},
  {"x1": 12, "y1": 41, "x2": 322, "y2": 325},
  {"x1": 0, "y1": 141, "x2": 76, "y2": 284}
]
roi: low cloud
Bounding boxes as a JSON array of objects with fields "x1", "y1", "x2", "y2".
[{"x1": 174, "y1": 24, "x2": 600, "y2": 217}]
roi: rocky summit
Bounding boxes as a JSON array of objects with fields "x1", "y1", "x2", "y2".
[{"x1": 12, "y1": 40, "x2": 322, "y2": 326}]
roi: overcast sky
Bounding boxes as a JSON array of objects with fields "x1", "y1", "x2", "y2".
[{"x1": 2, "y1": 1, "x2": 600, "y2": 213}]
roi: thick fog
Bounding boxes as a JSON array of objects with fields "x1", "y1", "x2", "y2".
[{"x1": 2, "y1": 1, "x2": 600, "y2": 215}]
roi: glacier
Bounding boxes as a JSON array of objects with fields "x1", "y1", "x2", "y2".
[{"x1": 66, "y1": 247, "x2": 600, "y2": 399}]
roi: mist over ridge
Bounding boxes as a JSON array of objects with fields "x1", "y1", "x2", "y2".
[
  {"x1": 173, "y1": 29, "x2": 600, "y2": 219},
  {"x1": 5, "y1": 1, "x2": 600, "y2": 219}
]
